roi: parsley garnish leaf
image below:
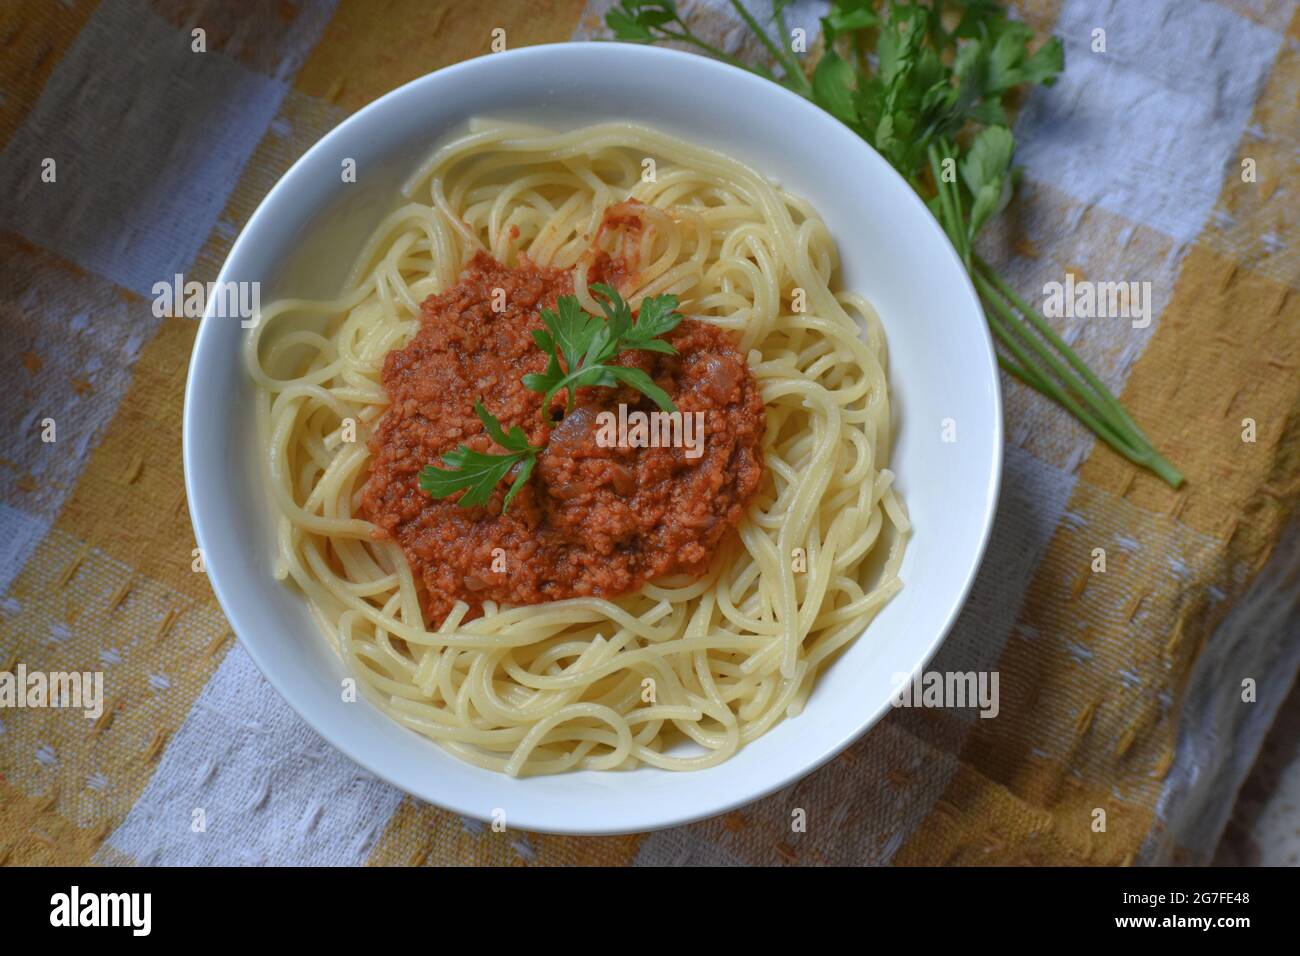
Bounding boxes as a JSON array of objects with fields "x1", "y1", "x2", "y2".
[
  {"x1": 418, "y1": 400, "x2": 539, "y2": 512},
  {"x1": 960, "y1": 125, "x2": 1015, "y2": 237},
  {"x1": 523, "y1": 286, "x2": 681, "y2": 418},
  {"x1": 423, "y1": 286, "x2": 684, "y2": 511}
]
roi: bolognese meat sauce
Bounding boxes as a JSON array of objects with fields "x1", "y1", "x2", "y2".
[{"x1": 361, "y1": 250, "x2": 766, "y2": 623}]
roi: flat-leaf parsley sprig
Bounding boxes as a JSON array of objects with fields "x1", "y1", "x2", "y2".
[
  {"x1": 418, "y1": 400, "x2": 540, "y2": 512},
  {"x1": 523, "y1": 284, "x2": 681, "y2": 420},
  {"x1": 420, "y1": 286, "x2": 684, "y2": 512},
  {"x1": 607, "y1": 0, "x2": 1183, "y2": 488}
]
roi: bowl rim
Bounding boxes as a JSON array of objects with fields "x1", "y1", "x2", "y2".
[{"x1": 183, "y1": 40, "x2": 1003, "y2": 835}]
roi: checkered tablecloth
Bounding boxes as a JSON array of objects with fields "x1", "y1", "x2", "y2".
[{"x1": 1, "y1": 0, "x2": 1297, "y2": 866}]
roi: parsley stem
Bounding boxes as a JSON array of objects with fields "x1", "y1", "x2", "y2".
[
  {"x1": 973, "y1": 255, "x2": 1155, "y2": 449},
  {"x1": 656, "y1": 26, "x2": 777, "y2": 81},
  {"x1": 928, "y1": 143, "x2": 969, "y2": 266},
  {"x1": 973, "y1": 270, "x2": 1184, "y2": 488},
  {"x1": 979, "y1": 275, "x2": 1143, "y2": 457},
  {"x1": 941, "y1": 140, "x2": 968, "y2": 263},
  {"x1": 773, "y1": 3, "x2": 792, "y2": 47},
  {"x1": 727, "y1": 0, "x2": 811, "y2": 95},
  {"x1": 928, "y1": 141, "x2": 1183, "y2": 488}
]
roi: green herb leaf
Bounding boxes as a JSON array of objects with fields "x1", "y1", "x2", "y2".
[
  {"x1": 604, "y1": 0, "x2": 783, "y2": 85},
  {"x1": 606, "y1": 366, "x2": 677, "y2": 413},
  {"x1": 823, "y1": 2, "x2": 877, "y2": 40},
  {"x1": 812, "y1": 50, "x2": 860, "y2": 128},
  {"x1": 525, "y1": 286, "x2": 680, "y2": 417},
  {"x1": 960, "y1": 125, "x2": 1015, "y2": 236},
  {"x1": 552, "y1": 297, "x2": 606, "y2": 377},
  {"x1": 418, "y1": 400, "x2": 539, "y2": 512},
  {"x1": 606, "y1": 9, "x2": 654, "y2": 42},
  {"x1": 1022, "y1": 37, "x2": 1065, "y2": 87},
  {"x1": 588, "y1": 283, "x2": 633, "y2": 343},
  {"x1": 606, "y1": 0, "x2": 679, "y2": 42},
  {"x1": 610, "y1": 288, "x2": 683, "y2": 350},
  {"x1": 473, "y1": 399, "x2": 534, "y2": 454},
  {"x1": 500, "y1": 451, "x2": 536, "y2": 512}
]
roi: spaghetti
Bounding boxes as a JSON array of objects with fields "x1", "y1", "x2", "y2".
[{"x1": 246, "y1": 121, "x2": 909, "y2": 775}]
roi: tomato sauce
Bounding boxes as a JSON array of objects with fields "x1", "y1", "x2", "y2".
[{"x1": 360, "y1": 250, "x2": 766, "y2": 623}]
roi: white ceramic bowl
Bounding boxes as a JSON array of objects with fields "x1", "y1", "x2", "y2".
[{"x1": 184, "y1": 42, "x2": 1001, "y2": 835}]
